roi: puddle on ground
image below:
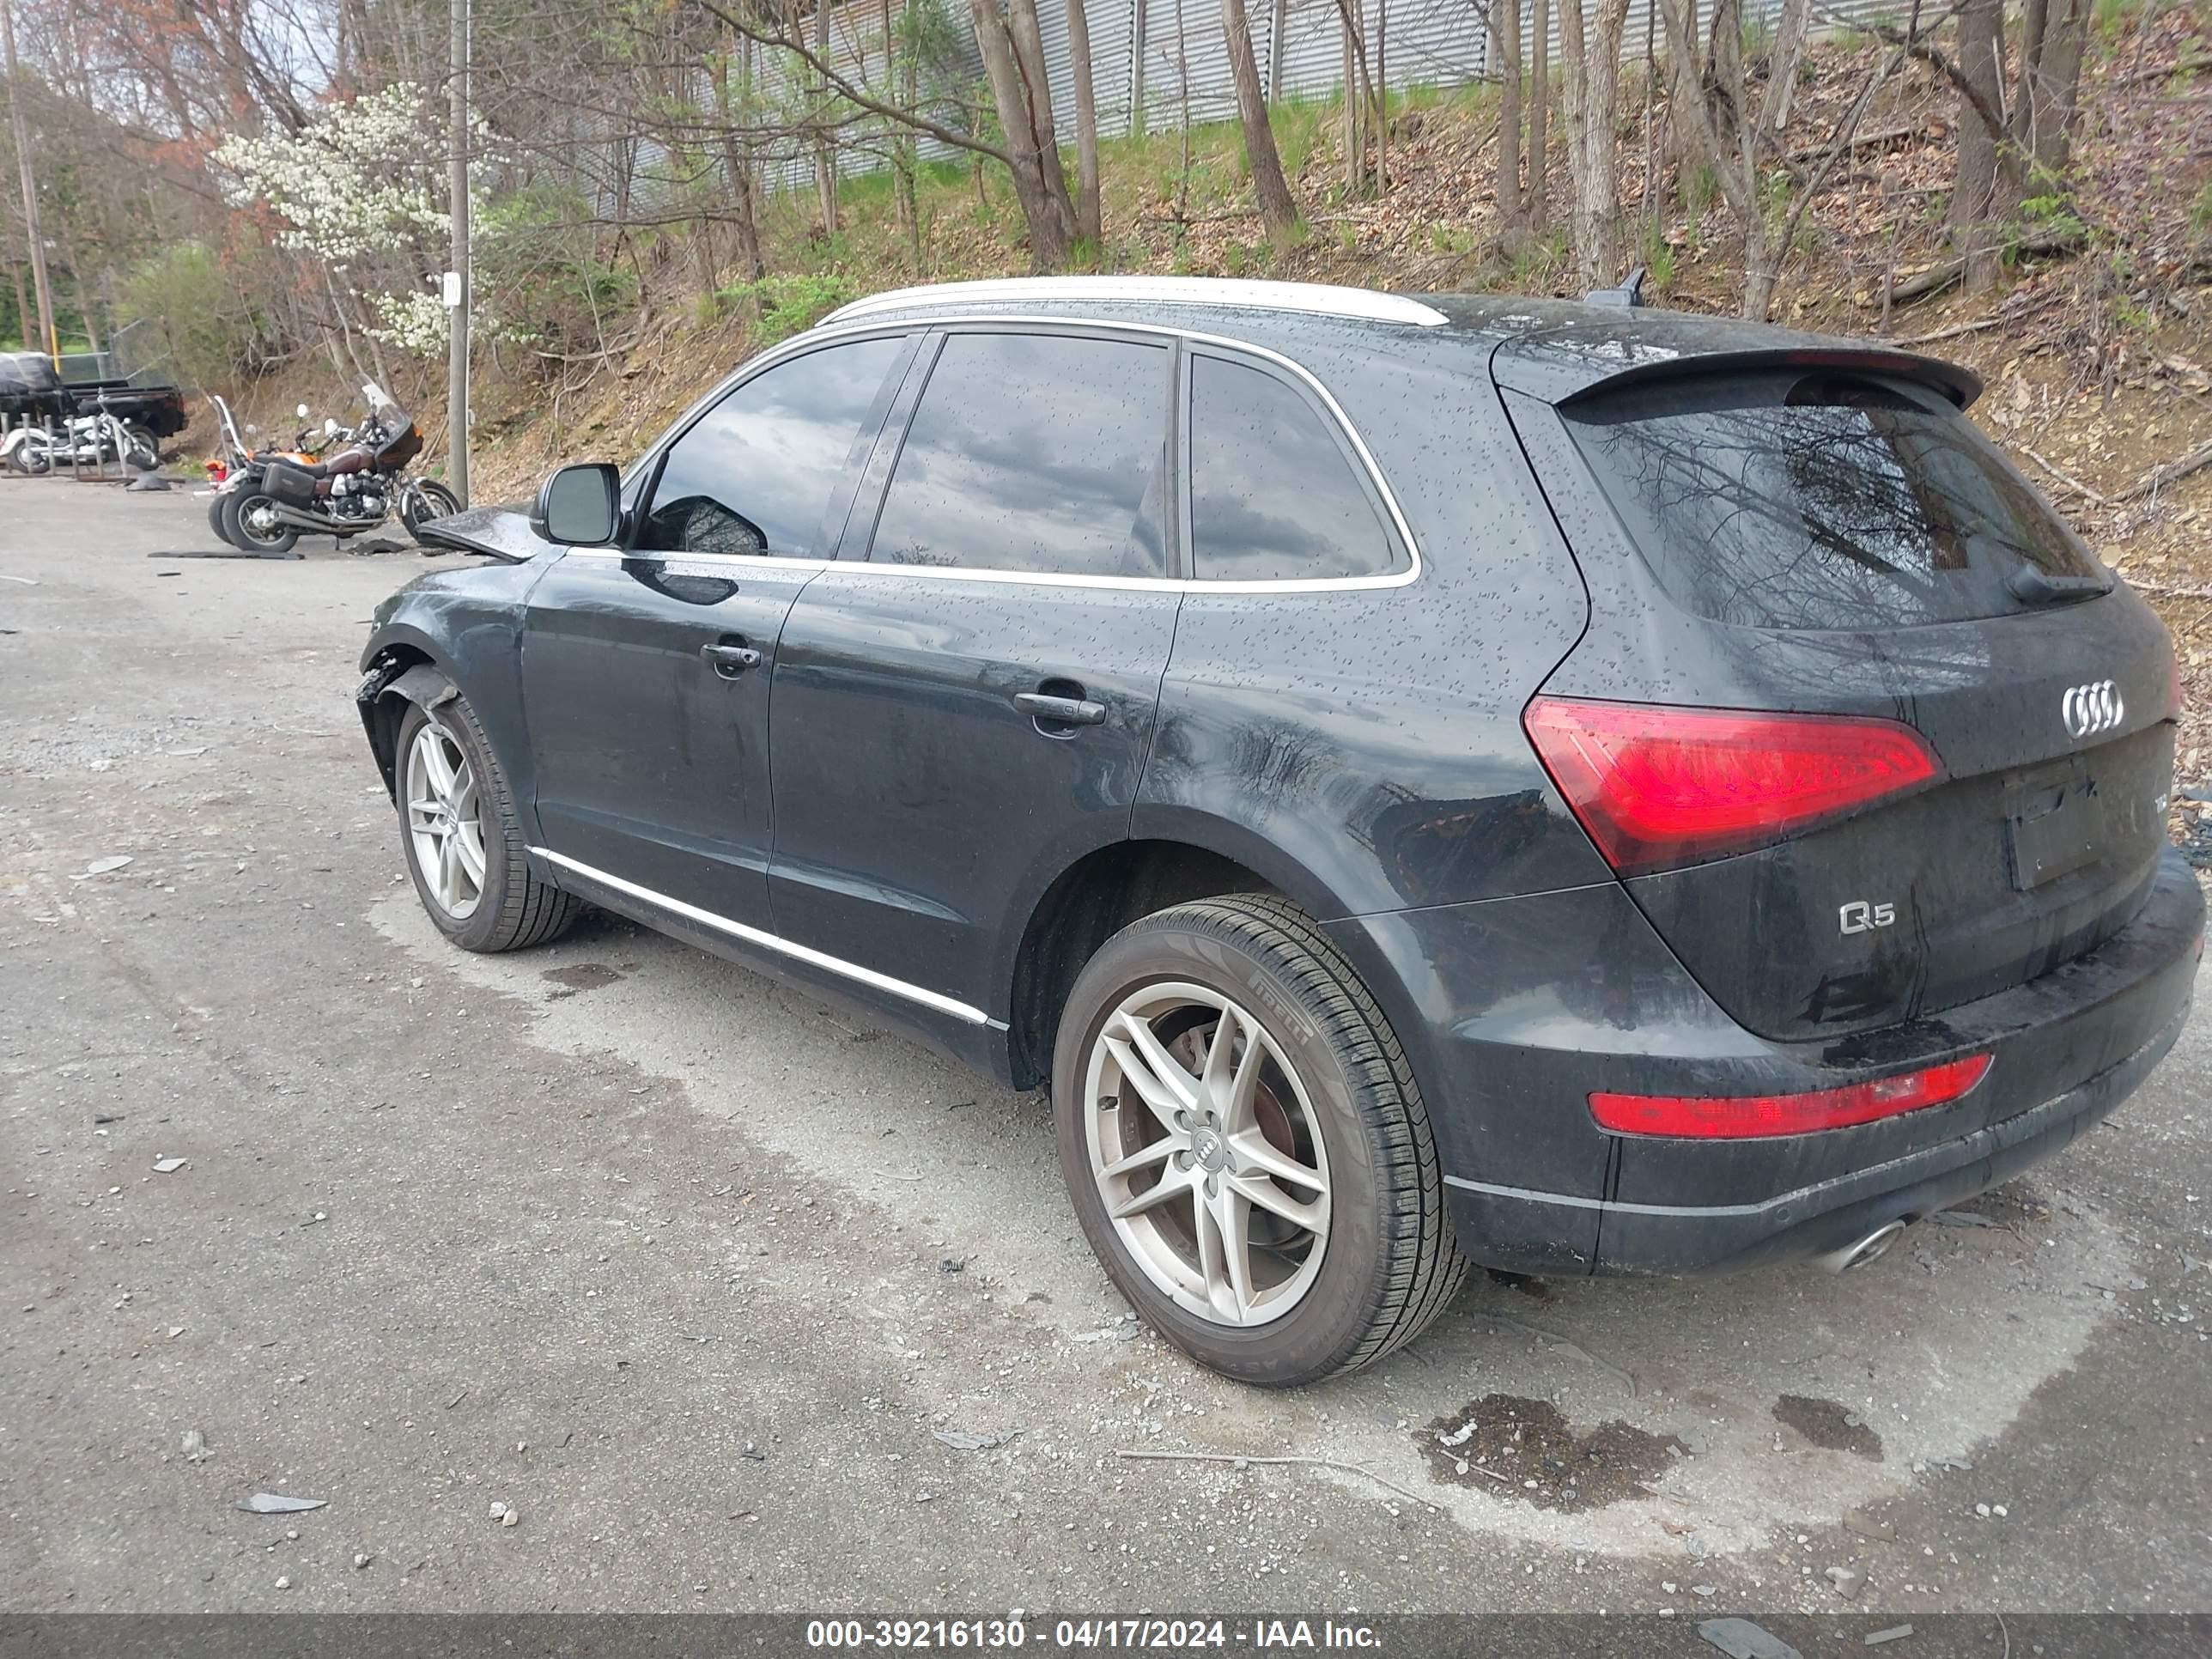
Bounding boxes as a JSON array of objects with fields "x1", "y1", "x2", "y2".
[
  {"x1": 1772, "y1": 1393, "x2": 1885, "y2": 1460},
  {"x1": 543, "y1": 962, "x2": 625, "y2": 998},
  {"x1": 1419, "y1": 1394, "x2": 1685, "y2": 1511}
]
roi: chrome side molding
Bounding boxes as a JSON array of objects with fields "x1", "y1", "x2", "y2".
[{"x1": 529, "y1": 847, "x2": 999, "y2": 1029}]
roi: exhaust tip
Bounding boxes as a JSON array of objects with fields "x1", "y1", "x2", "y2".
[{"x1": 1819, "y1": 1218, "x2": 1910, "y2": 1274}]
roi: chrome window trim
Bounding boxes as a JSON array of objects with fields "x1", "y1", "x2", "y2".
[
  {"x1": 598, "y1": 312, "x2": 1424, "y2": 595},
  {"x1": 531, "y1": 847, "x2": 1000, "y2": 1029},
  {"x1": 823, "y1": 276, "x2": 1451, "y2": 330}
]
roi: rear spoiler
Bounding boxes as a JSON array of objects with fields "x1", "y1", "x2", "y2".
[{"x1": 1557, "y1": 347, "x2": 1982, "y2": 411}]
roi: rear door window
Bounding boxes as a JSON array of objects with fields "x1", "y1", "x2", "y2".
[
  {"x1": 866, "y1": 331, "x2": 1171, "y2": 579},
  {"x1": 637, "y1": 334, "x2": 907, "y2": 557},
  {"x1": 1187, "y1": 354, "x2": 1396, "y2": 582},
  {"x1": 1560, "y1": 372, "x2": 2107, "y2": 629}
]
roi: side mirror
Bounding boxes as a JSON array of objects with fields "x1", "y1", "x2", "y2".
[
  {"x1": 244, "y1": 423, "x2": 260, "y2": 435},
  {"x1": 324, "y1": 417, "x2": 340, "y2": 436},
  {"x1": 295, "y1": 403, "x2": 309, "y2": 419},
  {"x1": 532, "y1": 462, "x2": 622, "y2": 546}
]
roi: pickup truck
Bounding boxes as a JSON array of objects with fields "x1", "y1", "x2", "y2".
[{"x1": 0, "y1": 351, "x2": 188, "y2": 439}]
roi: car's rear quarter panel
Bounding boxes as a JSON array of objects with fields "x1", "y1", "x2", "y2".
[{"x1": 1132, "y1": 322, "x2": 1613, "y2": 1252}]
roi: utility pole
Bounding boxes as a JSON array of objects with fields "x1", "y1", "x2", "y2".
[
  {"x1": 0, "y1": 0, "x2": 57, "y2": 363},
  {"x1": 446, "y1": 0, "x2": 470, "y2": 506}
]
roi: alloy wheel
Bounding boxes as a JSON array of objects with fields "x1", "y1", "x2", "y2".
[
  {"x1": 237, "y1": 495, "x2": 290, "y2": 547},
  {"x1": 404, "y1": 720, "x2": 486, "y2": 920},
  {"x1": 1084, "y1": 981, "x2": 1332, "y2": 1327}
]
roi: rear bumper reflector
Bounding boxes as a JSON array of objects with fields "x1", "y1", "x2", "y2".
[{"x1": 1589, "y1": 1054, "x2": 1994, "y2": 1139}]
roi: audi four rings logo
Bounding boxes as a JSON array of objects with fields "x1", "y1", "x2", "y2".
[{"x1": 2062, "y1": 679, "x2": 2124, "y2": 738}]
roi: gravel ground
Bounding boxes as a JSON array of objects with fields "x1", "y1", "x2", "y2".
[{"x1": 2, "y1": 481, "x2": 2208, "y2": 1616}]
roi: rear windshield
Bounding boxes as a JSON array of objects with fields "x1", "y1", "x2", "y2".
[{"x1": 1561, "y1": 371, "x2": 2106, "y2": 630}]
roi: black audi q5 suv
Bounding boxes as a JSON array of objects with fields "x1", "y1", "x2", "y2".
[{"x1": 360, "y1": 276, "x2": 2202, "y2": 1385}]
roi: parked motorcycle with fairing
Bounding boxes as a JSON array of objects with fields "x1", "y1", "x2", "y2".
[{"x1": 214, "y1": 384, "x2": 459, "y2": 554}]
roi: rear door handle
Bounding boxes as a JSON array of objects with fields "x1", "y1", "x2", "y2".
[
  {"x1": 1013, "y1": 691, "x2": 1107, "y2": 726},
  {"x1": 701, "y1": 642, "x2": 762, "y2": 678}
]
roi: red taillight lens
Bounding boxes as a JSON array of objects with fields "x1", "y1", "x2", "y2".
[
  {"x1": 1589, "y1": 1054, "x2": 1991, "y2": 1139},
  {"x1": 1522, "y1": 696, "x2": 1942, "y2": 876}
]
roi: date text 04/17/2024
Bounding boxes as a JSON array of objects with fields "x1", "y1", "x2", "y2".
[{"x1": 804, "y1": 1619, "x2": 1382, "y2": 1650}]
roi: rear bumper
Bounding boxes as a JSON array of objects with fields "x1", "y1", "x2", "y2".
[
  {"x1": 1450, "y1": 1001, "x2": 2183, "y2": 1273},
  {"x1": 1324, "y1": 847, "x2": 2203, "y2": 1276}
]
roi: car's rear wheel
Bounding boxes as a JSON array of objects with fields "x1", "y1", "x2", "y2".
[
  {"x1": 395, "y1": 694, "x2": 582, "y2": 952},
  {"x1": 1053, "y1": 894, "x2": 1464, "y2": 1386}
]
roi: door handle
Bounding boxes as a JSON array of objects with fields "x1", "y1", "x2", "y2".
[
  {"x1": 701, "y1": 642, "x2": 762, "y2": 678},
  {"x1": 1013, "y1": 690, "x2": 1107, "y2": 726}
]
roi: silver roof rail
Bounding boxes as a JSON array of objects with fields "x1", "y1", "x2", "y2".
[{"x1": 823, "y1": 276, "x2": 1451, "y2": 330}]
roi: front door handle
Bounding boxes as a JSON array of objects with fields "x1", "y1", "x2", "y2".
[
  {"x1": 701, "y1": 642, "x2": 762, "y2": 678},
  {"x1": 1013, "y1": 690, "x2": 1107, "y2": 726}
]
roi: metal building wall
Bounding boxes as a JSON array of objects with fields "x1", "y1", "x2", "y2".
[{"x1": 614, "y1": 0, "x2": 1915, "y2": 203}]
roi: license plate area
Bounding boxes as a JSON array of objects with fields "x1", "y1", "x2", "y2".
[{"x1": 2008, "y1": 784, "x2": 2100, "y2": 890}]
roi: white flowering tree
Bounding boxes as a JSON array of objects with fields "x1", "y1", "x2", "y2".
[{"x1": 214, "y1": 83, "x2": 502, "y2": 364}]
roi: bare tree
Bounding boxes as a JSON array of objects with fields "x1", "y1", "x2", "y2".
[
  {"x1": 1492, "y1": 0, "x2": 1523, "y2": 228},
  {"x1": 1762, "y1": 0, "x2": 1811, "y2": 133},
  {"x1": 1840, "y1": 0, "x2": 2095, "y2": 294},
  {"x1": 809, "y1": 0, "x2": 840, "y2": 234},
  {"x1": 967, "y1": 0, "x2": 1081, "y2": 268},
  {"x1": 1949, "y1": 0, "x2": 2003, "y2": 284},
  {"x1": 1556, "y1": 0, "x2": 1631, "y2": 287},
  {"x1": 1528, "y1": 0, "x2": 1551, "y2": 230},
  {"x1": 1064, "y1": 0, "x2": 1103, "y2": 248},
  {"x1": 1221, "y1": 0, "x2": 1298, "y2": 240}
]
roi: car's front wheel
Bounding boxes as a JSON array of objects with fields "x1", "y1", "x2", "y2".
[
  {"x1": 1053, "y1": 894, "x2": 1465, "y2": 1386},
  {"x1": 395, "y1": 693, "x2": 581, "y2": 952}
]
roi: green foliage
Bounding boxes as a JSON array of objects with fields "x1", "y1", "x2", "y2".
[
  {"x1": 1683, "y1": 162, "x2": 1720, "y2": 218},
  {"x1": 1638, "y1": 226, "x2": 1677, "y2": 291},
  {"x1": 2094, "y1": 0, "x2": 2139, "y2": 40},
  {"x1": 1270, "y1": 96, "x2": 1330, "y2": 179},
  {"x1": 716, "y1": 273, "x2": 859, "y2": 343},
  {"x1": 1507, "y1": 228, "x2": 1571, "y2": 291},
  {"x1": 114, "y1": 243, "x2": 256, "y2": 389},
  {"x1": 1427, "y1": 222, "x2": 1478, "y2": 255},
  {"x1": 2191, "y1": 182, "x2": 2212, "y2": 239},
  {"x1": 2016, "y1": 192, "x2": 2090, "y2": 245}
]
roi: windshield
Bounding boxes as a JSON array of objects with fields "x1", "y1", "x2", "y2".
[{"x1": 1562, "y1": 372, "x2": 2108, "y2": 630}]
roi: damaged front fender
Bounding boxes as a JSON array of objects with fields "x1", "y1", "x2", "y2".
[{"x1": 356, "y1": 654, "x2": 459, "y2": 800}]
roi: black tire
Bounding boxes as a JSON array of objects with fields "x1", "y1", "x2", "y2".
[
  {"x1": 122, "y1": 423, "x2": 159, "y2": 469},
  {"x1": 401, "y1": 480, "x2": 461, "y2": 542},
  {"x1": 206, "y1": 493, "x2": 236, "y2": 548},
  {"x1": 9, "y1": 440, "x2": 50, "y2": 476},
  {"x1": 1052, "y1": 894, "x2": 1465, "y2": 1387},
  {"x1": 221, "y1": 488, "x2": 299, "y2": 555},
  {"x1": 394, "y1": 692, "x2": 583, "y2": 953}
]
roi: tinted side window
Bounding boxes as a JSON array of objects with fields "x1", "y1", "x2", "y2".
[
  {"x1": 1188, "y1": 355, "x2": 1394, "y2": 582},
  {"x1": 639, "y1": 335, "x2": 904, "y2": 556},
  {"x1": 868, "y1": 332, "x2": 1170, "y2": 578}
]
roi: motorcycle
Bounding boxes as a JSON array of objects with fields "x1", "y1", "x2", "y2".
[
  {"x1": 4, "y1": 400, "x2": 158, "y2": 475},
  {"x1": 203, "y1": 397, "x2": 345, "y2": 545},
  {"x1": 211, "y1": 384, "x2": 459, "y2": 554}
]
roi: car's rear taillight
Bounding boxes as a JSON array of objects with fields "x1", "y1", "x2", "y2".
[
  {"x1": 1522, "y1": 696, "x2": 1942, "y2": 876},
  {"x1": 1589, "y1": 1054, "x2": 1992, "y2": 1139}
]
